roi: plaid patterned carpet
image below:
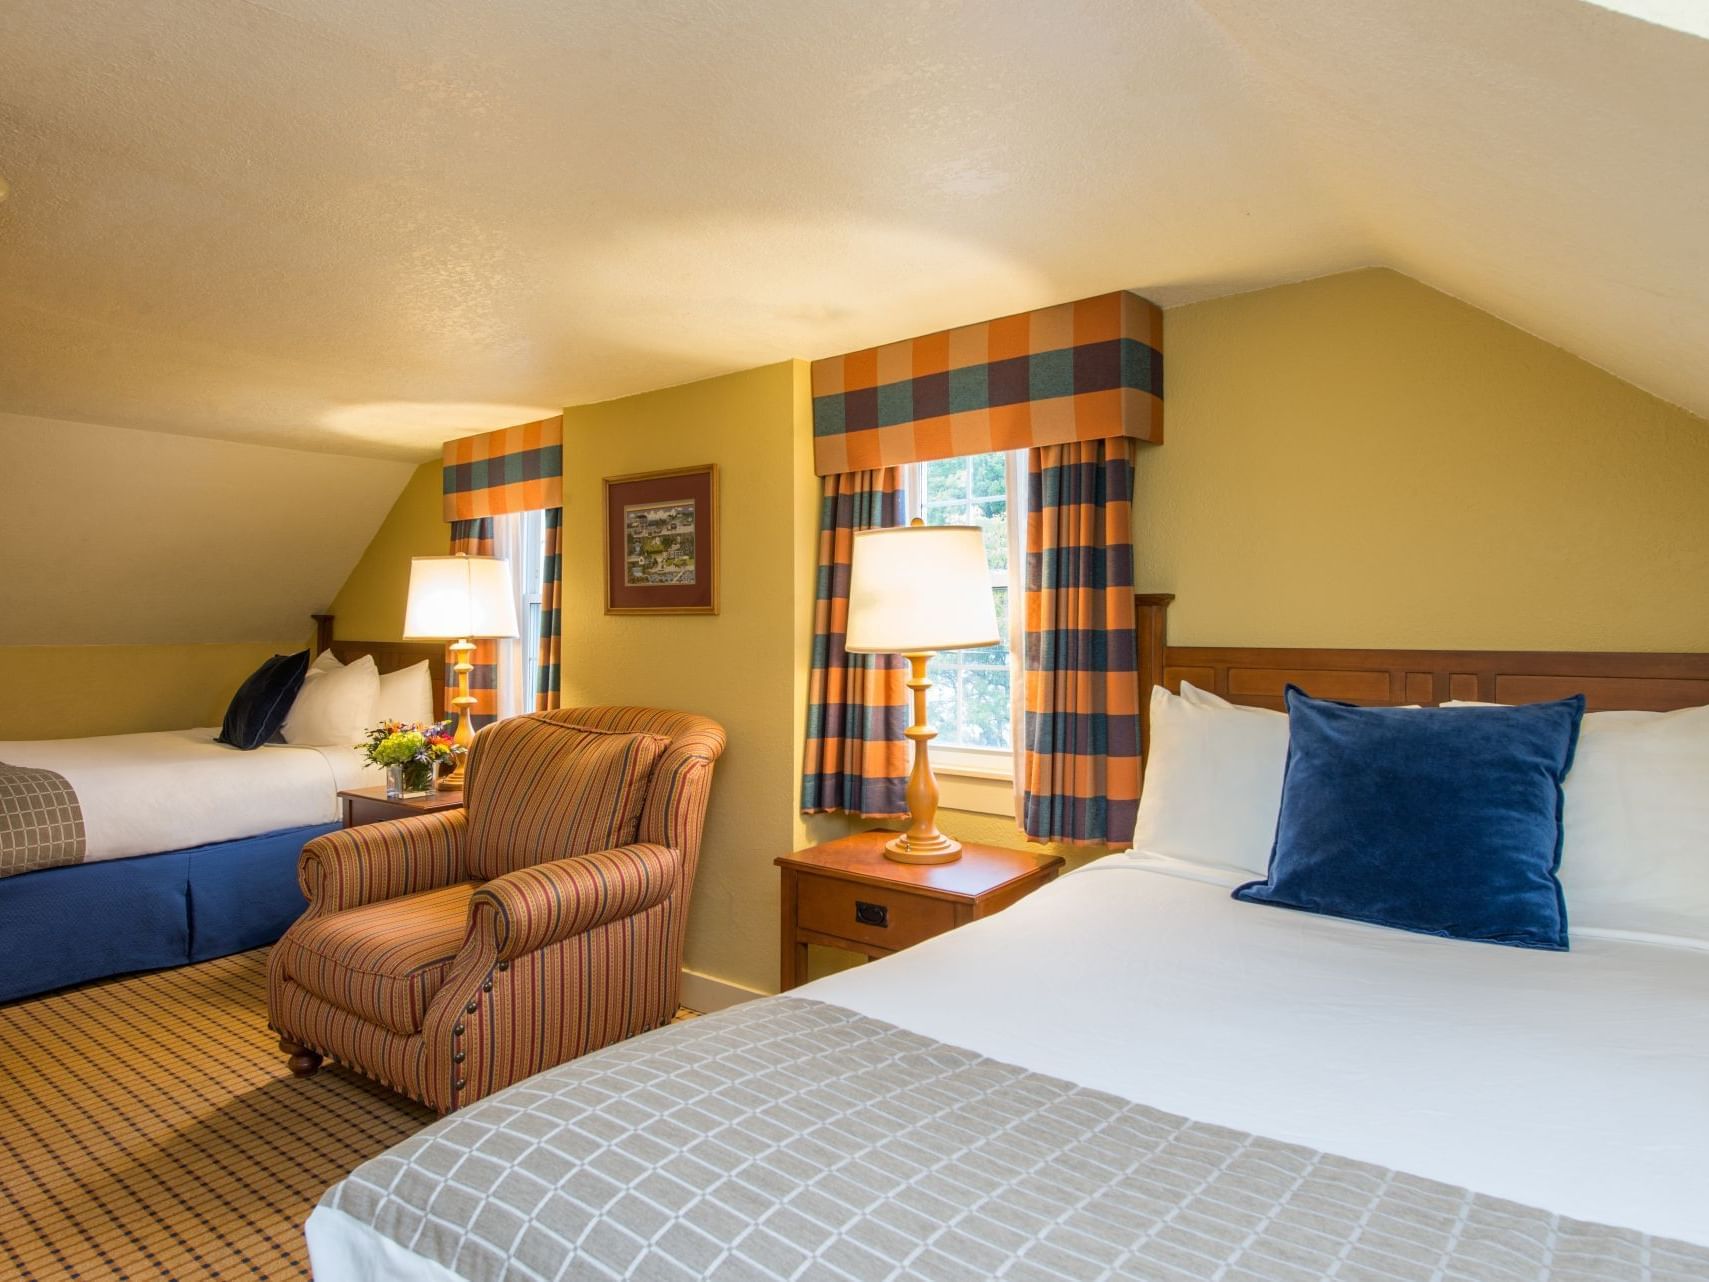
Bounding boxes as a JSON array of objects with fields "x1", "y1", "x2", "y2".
[{"x1": 0, "y1": 948, "x2": 694, "y2": 1279}]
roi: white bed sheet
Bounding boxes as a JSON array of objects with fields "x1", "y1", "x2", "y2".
[
  {"x1": 0, "y1": 727, "x2": 379, "y2": 863},
  {"x1": 809, "y1": 853, "x2": 1709, "y2": 1246},
  {"x1": 307, "y1": 852, "x2": 1709, "y2": 1278}
]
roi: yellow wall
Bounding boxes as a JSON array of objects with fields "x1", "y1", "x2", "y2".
[
  {"x1": 0, "y1": 409, "x2": 413, "y2": 742},
  {"x1": 844, "y1": 269, "x2": 1709, "y2": 902},
  {"x1": 3, "y1": 453, "x2": 441, "y2": 742},
  {"x1": 0, "y1": 410, "x2": 414, "y2": 647},
  {"x1": 0, "y1": 642, "x2": 298, "y2": 740},
  {"x1": 327, "y1": 460, "x2": 447, "y2": 640},
  {"x1": 560, "y1": 361, "x2": 823, "y2": 997},
  {"x1": 316, "y1": 268, "x2": 1709, "y2": 994},
  {"x1": 5, "y1": 455, "x2": 438, "y2": 743},
  {"x1": 323, "y1": 375, "x2": 824, "y2": 994},
  {"x1": 1137, "y1": 269, "x2": 1709, "y2": 649}
]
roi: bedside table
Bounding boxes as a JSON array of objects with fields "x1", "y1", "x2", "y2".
[
  {"x1": 338, "y1": 785, "x2": 464, "y2": 829},
  {"x1": 775, "y1": 830, "x2": 1064, "y2": 991}
]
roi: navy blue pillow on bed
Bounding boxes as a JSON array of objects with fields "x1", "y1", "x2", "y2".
[
  {"x1": 216, "y1": 650, "x2": 310, "y2": 750},
  {"x1": 1233, "y1": 686, "x2": 1586, "y2": 950}
]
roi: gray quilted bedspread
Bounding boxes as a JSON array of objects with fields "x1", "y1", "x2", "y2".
[
  {"x1": 0, "y1": 761, "x2": 85, "y2": 878},
  {"x1": 321, "y1": 998, "x2": 1709, "y2": 1281}
]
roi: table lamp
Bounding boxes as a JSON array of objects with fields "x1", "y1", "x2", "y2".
[
  {"x1": 843, "y1": 519, "x2": 1001, "y2": 863},
  {"x1": 403, "y1": 555, "x2": 520, "y2": 791}
]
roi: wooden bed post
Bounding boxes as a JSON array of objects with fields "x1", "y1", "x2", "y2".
[
  {"x1": 1135, "y1": 593, "x2": 1173, "y2": 776},
  {"x1": 311, "y1": 613, "x2": 334, "y2": 657}
]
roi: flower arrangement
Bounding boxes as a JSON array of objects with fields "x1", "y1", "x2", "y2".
[{"x1": 359, "y1": 720, "x2": 461, "y2": 794}]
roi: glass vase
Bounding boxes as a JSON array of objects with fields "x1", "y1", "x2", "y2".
[
  {"x1": 402, "y1": 760, "x2": 437, "y2": 795},
  {"x1": 385, "y1": 764, "x2": 405, "y2": 799}
]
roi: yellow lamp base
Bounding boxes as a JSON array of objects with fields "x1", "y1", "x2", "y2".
[
  {"x1": 438, "y1": 637, "x2": 477, "y2": 792},
  {"x1": 883, "y1": 831, "x2": 962, "y2": 864},
  {"x1": 880, "y1": 651, "x2": 963, "y2": 864}
]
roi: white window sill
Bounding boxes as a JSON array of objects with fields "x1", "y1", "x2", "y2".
[{"x1": 933, "y1": 749, "x2": 1015, "y2": 817}]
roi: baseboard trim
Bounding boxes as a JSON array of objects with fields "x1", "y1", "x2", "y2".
[{"x1": 679, "y1": 968, "x2": 767, "y2": 1013}]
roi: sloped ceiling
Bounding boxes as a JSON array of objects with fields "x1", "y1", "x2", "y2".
[
  {"x1": 0, "y1": 412, "x2": 414, "y2": 645},
  {"x1": 0, "y1": 0, "x2": 1704, "y2": 463}
]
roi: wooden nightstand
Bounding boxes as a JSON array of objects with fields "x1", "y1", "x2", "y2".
[
  {"x1": 338, "y1": 785, "x2": 464, "y2": 829},
  {"x1": 775, "y1": 830, "x2": 1064, "y2": 991}
]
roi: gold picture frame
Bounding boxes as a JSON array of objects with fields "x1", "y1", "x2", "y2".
[{"x1": 603, "y1": 464, "x2": 719, "y2": 615}]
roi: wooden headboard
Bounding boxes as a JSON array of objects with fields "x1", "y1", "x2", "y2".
[
  {"x1": 1134, "y1": 593, "x2": 1709, "y2": 759},
  {"x1": 312, "y1": 614, "x2": 448, "y2": 720}
]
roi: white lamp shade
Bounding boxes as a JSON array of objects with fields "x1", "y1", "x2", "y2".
[
  {"x1": 844, "y1": 524, "x2": 1001, "y2": 653},
  {"x1": 403, "y1": 556, "x2": 520, "y2": 639}
]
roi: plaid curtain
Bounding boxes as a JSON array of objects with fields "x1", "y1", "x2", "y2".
[
  {"x1": 800, "y1": 469, "x2": 910, "y2": 817},
  {"x1": 809, "y1": 290, "x2": 1162, "y2": 476},
  {"x1": 449, "y1": 519, "x2": 499, "y2": 731},
  {"x1": 443, "y1": 416, "x2": 563, "y2": 520},
  {"x1": 534, "y1": 507, "x2": 563, "y2": 711},
  {"x1": 1020, "y1": 438, "x2": 1141, "y2": 845}
]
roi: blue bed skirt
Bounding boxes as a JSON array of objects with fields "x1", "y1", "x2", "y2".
[{"x1": 0, "y1": 821, "x2": 338, "y2": 1005}]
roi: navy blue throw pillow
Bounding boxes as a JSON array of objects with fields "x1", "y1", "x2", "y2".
[
  {"x1": 1233, "y1": 686, "x2": 1585, "y2": 950},
  {"x1": 216, "y1": 650, "x2": 311, "y2": 750}
]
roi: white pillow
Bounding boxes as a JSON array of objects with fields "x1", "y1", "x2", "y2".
[
  {"x1": 258, "y1": 648, "x2": 344, "y2": 744},
  {"x1": 282, "y1": 654, "x2": 380, "y2": 746},
  {"x1": 1132, "y1": 683, "x2": 1289, "y2": 876},
  {"x1": 305, "y1": 649, "x2": 343, "y2": 679},
  {"x1": 1180, "y1": 681, "x2": 1284, "y2": 718},
  {"x1": 1447, "y1": 700, "x2": 1709, "y2": 943},
  {"x1": 1183, "y1": 683, "x2": 1420, "y2": 714},
  {"x1": 373, "y1": 660, "x2": 435, "y2": 727},
  {"x1": 306, "y1": 650, "x2": 434, "y2": 728}
]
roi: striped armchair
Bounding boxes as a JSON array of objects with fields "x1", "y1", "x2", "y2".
[{"x1": 266, "y1": 707, "x2": 725, "y2": 1112}]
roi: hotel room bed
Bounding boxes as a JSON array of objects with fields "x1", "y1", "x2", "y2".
[
  {"x1": 0, "y1": 618, "x2": 442, "y2": 1003},
  {"x1": 0, "y1": 728, "x2": 376, "y2": 1003},
  {"x1": 307, "y1": 853, "x2": 1709, "y2": 1279},
  {"x1": 0, "y1": 726, "x2": 376, "y2": 868},
  {"x1": 305, "y1": 613, "x2": 1709, "y2": 1279}
]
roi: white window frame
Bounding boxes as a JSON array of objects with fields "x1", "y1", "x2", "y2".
[
  {"x1": 520, "y1": 508, "x2": 545, "y2": 696},
  {"x1": 901, "y1": 450, "x2": 1027, "y2": 813},
  {"x1": 493, "y1": 509, "x2": 547, "y2": 719}
]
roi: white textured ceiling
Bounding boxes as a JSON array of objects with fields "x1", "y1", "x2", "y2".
[{"x1": 0, "y1": 0, "x2": 1704, "y2": 461}]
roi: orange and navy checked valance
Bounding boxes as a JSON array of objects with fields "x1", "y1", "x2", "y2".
[
  {"x1": 809, "y1": 290, "x2": 1162, "y2": 476},
  {"x1": 442, "y1": 416, "x2": 564, "y2": 521}
]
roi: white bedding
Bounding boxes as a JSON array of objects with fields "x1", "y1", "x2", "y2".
[
  {"x1": 309, "y1": 852, "x2": 1709, "y2": 1277},
  {"x1": 0, "y1": 727, "x2": 379, "y2": 863},
  {"x1": 811, "y1": 854, "x2": 1709, "y2": 1246}
]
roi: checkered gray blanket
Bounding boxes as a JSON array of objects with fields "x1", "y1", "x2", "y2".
[
  {"x1": 321, "y1": 998, "x2": 1708, "y2": 1281},
  {"x1": 0, "y1": 761, "x2": 86, "y2": 879}
]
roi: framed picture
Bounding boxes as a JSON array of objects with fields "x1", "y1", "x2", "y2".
[{"x1": 603, "y1": 464, "x2": 719, "y2": 615}]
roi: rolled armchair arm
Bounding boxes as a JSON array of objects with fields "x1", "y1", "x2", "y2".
[
  {"x1": 298, "y1": 809, "x2": 469, "y2": 915},
  {"x1": 469, "y1": 843, "x2": 681, "y2": 961}
]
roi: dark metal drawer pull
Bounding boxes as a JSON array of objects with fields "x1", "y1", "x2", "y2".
[{"x1": 854, "y1": 900, "x2": 889, "y2": 928}]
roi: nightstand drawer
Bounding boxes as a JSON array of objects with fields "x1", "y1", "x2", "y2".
[
  {"x1": 795, "y1": 873, "x2": 958, "y2": 951},
  {"x1": 343, "y1": 796, "x2": 405, "y2": 828},
  {"x1": 777, "y1": 831, "x2": 1063, "y2": 991}
]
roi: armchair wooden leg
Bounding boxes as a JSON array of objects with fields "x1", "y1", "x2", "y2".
[{"x1": 279, "y1": 1037, "x2": 323, "y2": 1077}]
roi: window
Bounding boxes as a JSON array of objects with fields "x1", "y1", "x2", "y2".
[
  {"x1": 519, "y1": 508, "x2": 546, "y2": 694},
  {"x1": 494, "y1": 509, "x2": 548, "y2": 719},
  {"x1": 902, "y1": 450, "x2": 1026, "y2": 780}
]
